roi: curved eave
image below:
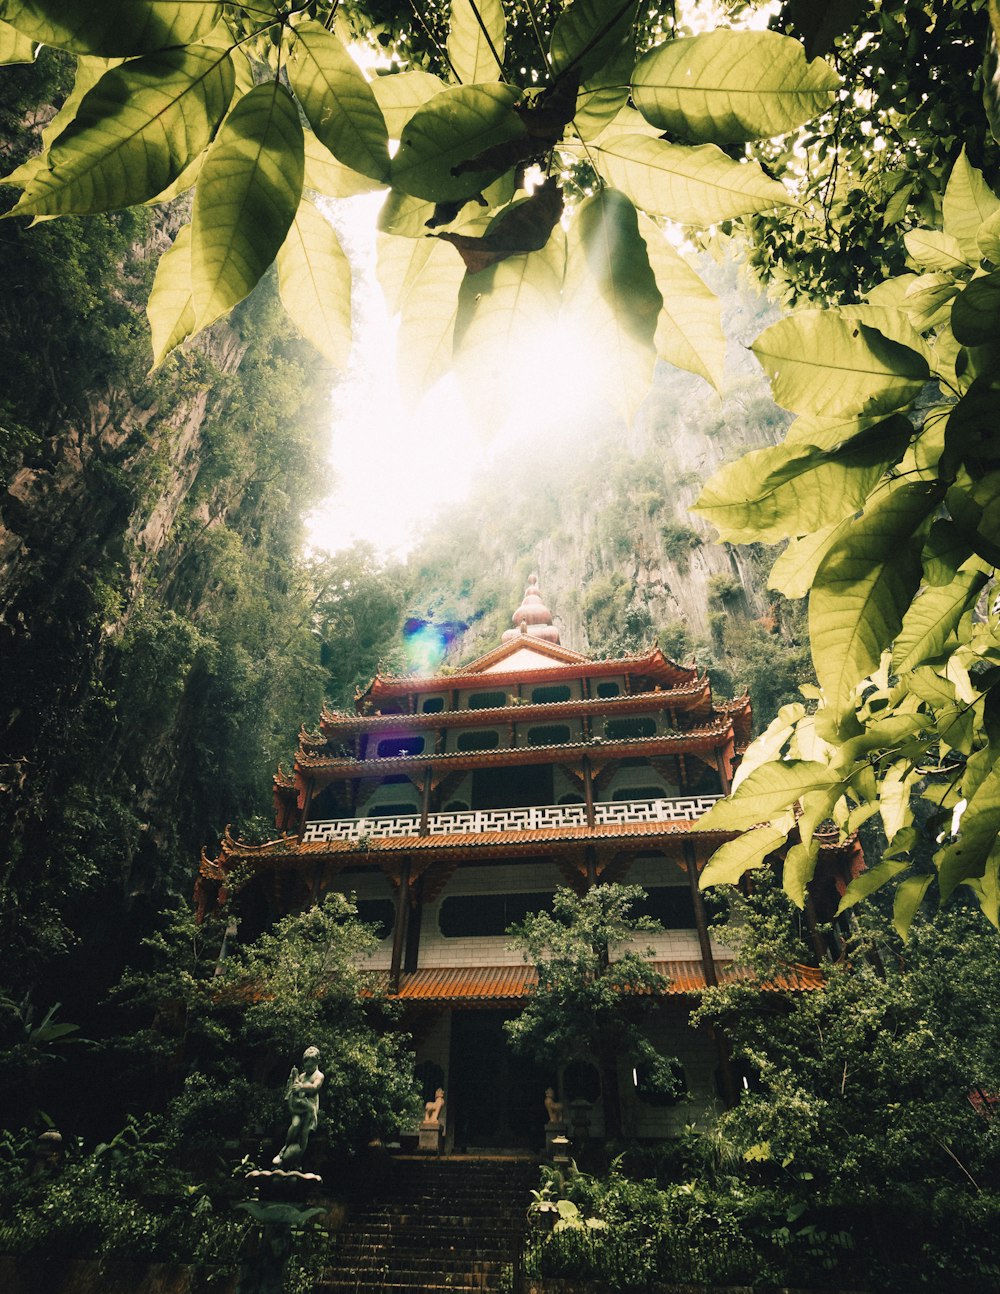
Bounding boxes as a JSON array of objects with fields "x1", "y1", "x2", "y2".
[{"x1": 295, "y1": 723, "x2": 735, "y2": 784}]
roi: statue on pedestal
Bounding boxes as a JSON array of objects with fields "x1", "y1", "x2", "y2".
[
  {"x1": 544, "y1": 1087, "x2": 564, "y2": 1125},
  {"x1": 272, "y1": 1045, "x2": 325, "y2": 1169},
  {"x1": 423, "y1": 1087, "x2": 446, "y2": 1125}
]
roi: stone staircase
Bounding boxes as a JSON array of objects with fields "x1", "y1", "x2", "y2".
[{"x1": 318, "y1": 1155, "x2": 538, "y2": 1294}]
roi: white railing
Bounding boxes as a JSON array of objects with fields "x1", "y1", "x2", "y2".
[{"x1": 300, "y1": 795, "x2": 722, "y2": 843}]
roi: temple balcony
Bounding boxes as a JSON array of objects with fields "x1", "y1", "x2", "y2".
[{"x1": 300, "y1": 794, "x2": 723, "y2": 843}]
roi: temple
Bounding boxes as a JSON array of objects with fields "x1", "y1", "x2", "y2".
[{"x1": 198, "y1": 575, "x2": 860, "y2": 1150}]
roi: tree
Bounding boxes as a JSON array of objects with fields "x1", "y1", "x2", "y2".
[
  {"x1": 692, "y1": 140, "x2": 1000, "y2": 934},
  {"x1": 0, "y1": 0, "x2": 840, "y2": 418},
  {"x1": 505, "y1": 883, "x2": 676, "y2": 1140}
]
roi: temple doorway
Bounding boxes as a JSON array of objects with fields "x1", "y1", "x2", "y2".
[{"x1": 449, "y1": 1011, "x2": 551, "y2": 1150}]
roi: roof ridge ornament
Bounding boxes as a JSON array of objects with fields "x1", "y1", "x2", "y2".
[{"x1": 501, "y1": 572, "x2": 560, "y2": 646}]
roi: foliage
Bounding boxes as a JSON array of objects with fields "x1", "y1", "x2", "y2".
[
  {"x1": 505, "y1": 884, "x2": 677, "y2": 1138},
  {"x1": 693, "y1": 143, "x2": 1000, "y2": 931},
  {"x1": 0, "y1": 0, "x2": 843, "y2": 418}
]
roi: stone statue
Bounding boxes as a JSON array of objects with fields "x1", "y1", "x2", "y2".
[
  {"x1": 272, "y1": 1045, "x2": 324, "y2": 1169},
  {"x1": 544, "y1": 1087, "x2": 564, "y2": 1125},
  {"x1": 423, "y1": 1087, "x2": 446, "y2": 1125}
]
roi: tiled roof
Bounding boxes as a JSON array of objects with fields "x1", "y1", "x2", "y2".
[{"x1": 373, "y1": 959, "x2": 824, "y2": 1005}]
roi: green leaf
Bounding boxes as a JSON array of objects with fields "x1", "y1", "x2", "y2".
[
  {"x1": 191, "y1": 81, "x2": 304, "y2": 330},
  {"x1": 631, "y1": 29, "x2": 838, "y2": 145},
  {"x1": 573, "y1": 44, "x2": 632, "y2": 141},
  {"x1": 965, "y1": 851, "x2": 1000, "y2": 928},
  {"x1": 810, "y1": 482, "x2": 942, "y2": 716},
  {"x1": 768, "y1": 519, "x2": 851, "y2": 599},
  {"x1": 590, "y1": 133, "x2": 792, "y2": 225},
  {"x1": 731, "y1": 703, "x2": 805, "y2": 792},
  {"x1": 638, "y1": 213, "x2": 724, "y2": 389},
  {"x1": 277, "y1": 198, "x2": 352, "y2": 370},
  {"x1": 447, "y1": 0, "x2": 505, "y2": 85},
  {"x1": 977, "y1": 207, "x2": 1000, "y2": 264},
  {"x1": 694, "y1": 760, "x2": 840, "y2": 833},
  {"x1": 0, "y1": 18, "x2": 35, "y2": 62},
  {"x1": 6, "y1": 46, "x2": 234, "y2": 218},
  {"x1": 751, "y1": 311, "x2": 929, "y2": 419},
  {"x1": 699, "y1": 824, "x2": 789, "y2": 889},
  {"x1": 377, "y1": 232, "x2": 437, "y2": 313},
  {"x1": 903, "y1": 227, "x2": 970, "y2": 273},
  {"x1": 694, "y1": 416, "x2": 911, "y2": 544},
  {"x1": 951, "y1": 271, "x2": 1000, "y2": 345},
  {"x1": 879, "y1": 762, "x2": 917, "y2": 842},
  {"x1": 900, "y1": 273, "x2": 961, "y2": 332},
  {"x1": 783, "y1": 838, "x2": 820, "y2": 908},
  {"x1": 839, "y1": 303, "x2": 933, "y2": 368},
  {"x1": 392, "y1": 83, "x2": 524, "y2": 202},
  {"x1": 147, "y1": 222, "x2": 194, "y2": 367},
  {"x1": 0, "y1": 0, "x2": 220, "y2": 56},
  {"x1": 943, "y1": 147, "x2": 1000, "y2": 263},
  {"x1": 371, "y1": 69, "x2": 447, "y2": 139},
  {"x1": 550, "y1": 0, "x2": 638, "y2": 85},
  {"x1": 835, "y1": 859, "x2": 911, "y2": 916},
  {"x1": 304, "y1": 131, "x2": 383, "y2": 199},
  {"x1": 893, "y1": 568, "x2": 988, "y2": 673},
  {"x1": 453, "y1": 228, "x2": 565, "y2": 399},
  {"x1": 377, "y1": 190, "x2": 436, "y2": 238},
  {"x1": 394, "y1": 240, "x2": 466, "y2": 400},
  {"x1": 892, "y1": 874, "x2": 934, "y2": 940},
  {"x1": 287, "y1": 20, "x2": 390, "y2": 185},
  {"x1": 574, "y1": 189, "x2": 661, "y2": 349},
  {"x1": 936, "y1": 765, "x2": 1000, "y2": 900}
]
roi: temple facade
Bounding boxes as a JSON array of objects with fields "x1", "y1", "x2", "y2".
[{"x1": 199, "y1": 576, "x2": 857, "y2": 1151}]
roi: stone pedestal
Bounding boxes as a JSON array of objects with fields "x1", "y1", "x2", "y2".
[
  {"x1": 236, "y1": 1169, "x2": 324, "y2": 1294},
  {"x1": 544, "y1": 1120, "x2": 568, "y2": 1154},
  {"x1": 418, "y1": 1119, "x2": 444, "y2": 1153}
]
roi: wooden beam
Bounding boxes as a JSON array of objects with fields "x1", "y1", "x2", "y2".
[
  {"x1": 389, "y1": 857, "x2": 411, "y2": 994},
  {"x1": 419, "y1": 767, "x2": 432, "y2": 836},
  {"x1": 582, "y1": 755, "x2": 595, "y2": 828}
]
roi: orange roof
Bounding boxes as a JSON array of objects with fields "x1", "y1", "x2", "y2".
[
  {"x1": 360, "y1": 645, "x2": 697, "y2": 704},
  {"x1": 374, "y1": 960, "x2": 824, "y2": 1005}
]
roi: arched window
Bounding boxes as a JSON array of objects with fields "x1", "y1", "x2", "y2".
[
  {"x1": 605, "y1": 716, "x2": 656, "y2": 741},
  {"x1": 456, "y1": 729, "x2": 501, "y2": 752},
  {"x1": 635, "y1": 1057, "x2": 688, "y2": 1107},
  {"x1": 421, "y1": 696, "x2": 445, "y2": 713},
  {"x1": 468, "y1": 690, "x2": 507, "y2": 710},
  {"x1": 526, "y1": 724, "x2": 572, "y2": 746},
  {"x1": 376, "y1": 735, "x2": 425, "y2": 758},
  {"x1": 596, "y1": 681, "x2": 620, "y2": 698},
  {"x1": 531, "y1": 684, "x2": 571, "y2": 704},
  {"x1": 354, "y1": 898, "x2": 395, "y2": 939},
  {"x1": 612, "y1": 784, "x2": 667, "y2": 801}
]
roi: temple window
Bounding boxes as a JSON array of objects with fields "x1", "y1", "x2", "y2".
[
  {"x1": 467, "y1": 689, "x2": 507, "y2": 710},
  {"x1": 563, "y1": 1060, "x2": 601, "y2": 1104},
  {"x1": 439, "y1": 891, "x2": 553, "y2": 937},
  {"x1": 421, "y1": 696, "x2": 445, "y2": 713},
  {"x1": 367, "y1": 801, "x2": 417, "y2": 817},
  {"x1": 354, "y1": 898, "x2": 395, "y2": 938},
  {"x1": 376, "y1": 735, "x2": 425, "y2": 758},
  {"x1": 526, "y1": 724, "x2": 572, "y2": 747},
  {"x1": 558, "y1": 793, "x2": 584, "y2": 805},
  {"x1": 612, "y1": 784, "x2": 667, "y2": 802},
  {"x1": 596, "y1": 681, "x2": 621, "y2": 698},
  {"x1": 633, "y1": 885, "x2": 697, "y2": 929},
  {"x1": 531, "y1": 684, "x2": 571, "y2": 704},
  {"x1": 442, "y1": 799, "x2": 470, "y2": 812},
  {"x1": 456, "y1": 729, "x2": 501, "y2": 752},
  {"x1": 634, "y1": 1057, "x2": 688, "y2": 1107},
  {"x1": 604, "y1": 715, "x2": 657, "y2": 740}
]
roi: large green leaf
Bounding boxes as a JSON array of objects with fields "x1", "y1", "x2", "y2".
[
  {"x1": 835, "y1": 859, "x2": 911, "y2": 916},
  {"x1": 454, "y1": 229, "x2": 565, "y2": 384},
  {"x1": 377, "y1": 232, "x2": 438, "y2": 313},
  {"x1": 550, "y1": 0, "x2": 638, "y2": 85},
  {"x1": 694, "y1": 760, "x2": 841, "y2": 833},
  {"x1": 936, "y1": 765, "x2": 1000, "y2": 900},
  {"x1": 6, "y1": 45, "x2": 234, "y2": 218},
  {"x1": 287, "y1": 20, "x2": 390, "y2": 185},
  {"x1": 447, "y1": 0, "x2": 505, "y2": 85},
  {"x1": 574, "y1": 189, "x2": 661, "y2": 349},
  {"x1": 392, "y1": 83, "x2": 524, "y2": 202},
  {"x1": 768, "y1": 519, "x2": 851, "y2": 598},
  {"x1": 809, "y1": 482, "x2": 941, "y2": 715},
  {"x1": 191, "y1": 81, "x2": 304, "y2": 330},
  {"x1": 892, "y1": 874, "x2": 934, "y2": 940},
  {"x1": 147, "y1": 222, "x2": 194, "y2": 367},
  {"x1": 574, "y1": 44, "x2": 633, "y2": 141},
  {"x1": 590, "y1": 134, "x2": 792, "y2": 225},
  {"x1": 631, "y1": 29, "x2": 838, "y2": 144},
  {"x1": 783, "y1": 838, "x2": 820, "y2": 908},
  {"x1": 303, "y1": 131, "x2": 383, "y2": 199},
  {"x1": 903, "y1": 227, "x2": 970, "y2": 273},
  {"x1": 0, "y1": 18, "x2": 34, "y2": 62},
  {"x1": 371, "y1": 70, "x2": 446, "y2": 139},
  {"x1": 0, "y1": 0, "x2": 220, "y2": 56},
  {"x1": 751, "y1": 311, "x2": 929, "y2": 418},
  {"x1": 637, "y1": 214, "x2": 724, "y2": 389},
  {"x1": 694, "y1": 416, "x2": 910, "y2": 544},
  {"x1": 699, "y1": 824, "x2": 789, "y2": 889},
  {"x1": 943, "y1": 147, "x2": 1000, "y2": 263},
  {"x1": 893, "y1": 568, "x2": 988, "y2": 672},
  {"x1": 277, "y1": 198, "x2": 352, "y2": 370},
  {"x1": 394, "y1": 240, "x2": 466, "y2": 400},
  {"x1": 951, "y1": 271, "x2": 1000, "y2": 345}
]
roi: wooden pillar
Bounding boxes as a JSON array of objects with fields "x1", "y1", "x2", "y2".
[
  {"x1": 297, "y1": 778, "x2": 315, "y2": 840},
  {"x1": 716, "y1": 744, "x2": 732, "y2": 796},
  {"x1": 389, "y1": 858, "x2": 411, "y2": 994},
  {"x1": 419, "y1": 767, "x2": 432, "y2": 836},
  {"x1": 585, "y1": 845, "x2": 598, "y2": 888},
  {"x1": 582, "y1": 755, "x2": 595, "y2": 827}
]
